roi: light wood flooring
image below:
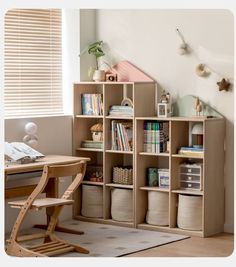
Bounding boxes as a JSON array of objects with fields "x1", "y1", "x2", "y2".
[{"x1": 125, "y1": 233, "x2": 234, "y2": 257}]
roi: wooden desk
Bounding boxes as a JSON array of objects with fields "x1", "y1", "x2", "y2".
[{"x1": 5, "y1": 155, "x2": 90, "y2": 234}]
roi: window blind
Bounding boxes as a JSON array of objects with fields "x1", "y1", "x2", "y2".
[{"x1": 4, "y1": 9, "x2": 63, "y2": 118}]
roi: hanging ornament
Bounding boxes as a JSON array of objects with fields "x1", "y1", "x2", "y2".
[
  {"x1": 176, "y1": 28, "x2": 189, "y2": 55},
  {"x1": 195, "y1": 64, "x2": 210, "y2": 77},
  {"x1": 216, "y1": 78, "x2": 231, "y2": 91}
]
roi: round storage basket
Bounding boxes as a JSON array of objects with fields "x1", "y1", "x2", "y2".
[
  {"x1": 81, "y1": 185, "x2": 103, "y2": 218},
  {"x1": 177, "y1": 194, "x2": 202, "y2": 231},
  {"x1": 146, "y1": 191, "x2": 169, "y2": 226},
  {"x1": 111, "y1": 188, "x2": 133, "y2": 222}
]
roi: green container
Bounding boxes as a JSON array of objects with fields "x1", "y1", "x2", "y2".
[{"x1": 147, "y1": 168, "x2": 158, "y2": 186}]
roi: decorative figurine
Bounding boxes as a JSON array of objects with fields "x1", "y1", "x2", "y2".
[
  {"x1": 158, "y1": 90, "x2": 172, "y2": 117},
  {"x1": 90, "y1": 123, "x2": 103, "y2": 141},
  {"x1": 195, "y1": 97, "x2": 203, "y2": 116}
]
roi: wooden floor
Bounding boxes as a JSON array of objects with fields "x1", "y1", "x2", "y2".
[{"x1": 125, "y1": 233, "x2": 234, "y2": 257}]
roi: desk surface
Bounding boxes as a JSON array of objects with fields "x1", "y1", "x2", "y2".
[{"x1": 5, "y1": 155, "x2": 90, "y2": 175}]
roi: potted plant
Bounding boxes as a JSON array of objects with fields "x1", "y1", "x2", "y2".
[{"x1": 80, "y1": 40, "x2": 107, "y2": 82}]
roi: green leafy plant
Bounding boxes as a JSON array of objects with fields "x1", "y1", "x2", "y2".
[
  {"x1": 87, "y1": 41, "x2": 105, "y2": 70},
  {"x1": 80, "y1": 40, "x2": 105, "y2": 70}
]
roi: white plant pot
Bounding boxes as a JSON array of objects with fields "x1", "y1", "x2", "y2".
[{"x1": 93, "y1": 70, "x2": 105, "y2": 82}]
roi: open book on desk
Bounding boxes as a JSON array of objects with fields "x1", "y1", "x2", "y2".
[{"x1": 5, "y1": 142, "x2": 44, "y2": 164}]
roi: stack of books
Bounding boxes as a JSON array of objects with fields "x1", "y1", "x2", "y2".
[
  {"x1": 81, "y1": 140, "x2": 103, "y2": 149},
  {"x1": 111, "y1": 120, "x2": 133, "y2": 151},
  {"x1": 109, "y1": 105, "x2": 133, "y2": 117},
  {"x1": 178, "y1": 146, "x2": 204, "y2": 157},
  {"x1": 81, "y1": 94, "x2": 103, "y2": 115},
  {"x1": 143, "y1": 121, "x2": 169, "y2": 153}
]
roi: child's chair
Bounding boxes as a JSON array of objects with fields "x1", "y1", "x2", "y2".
[{"x1": 6, "y1": 161, "x2": 89, "y2": 257}]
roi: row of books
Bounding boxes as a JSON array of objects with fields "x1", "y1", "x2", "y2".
[
  {"x1": 143, "y1": 121, "x2": 169, "y2": 153},
  {"x1": 81, "y1": 94, "x2": 103, "y2": 116},
  {"x1": 109, "y1": 105, "x2": 133, "y2": 117},
  {"x1": 111, "y1": 120, "x2": 133, "y2": 151},
  {"x1": 178, "y1": 146, "x2": 204, "y2": 157}
]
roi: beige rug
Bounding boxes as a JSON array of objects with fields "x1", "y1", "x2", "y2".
[{"x1": 21, "y1": 220, "x2": 189, "y2": 257}]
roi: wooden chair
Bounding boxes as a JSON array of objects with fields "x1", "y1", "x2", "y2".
[{"x1": 6, "y1": 161, "x2": 89, "y2": 257}]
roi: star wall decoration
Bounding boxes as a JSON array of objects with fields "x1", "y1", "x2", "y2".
[{"x1": 216, "y1": 78, "x2": 231, "y2": 91}]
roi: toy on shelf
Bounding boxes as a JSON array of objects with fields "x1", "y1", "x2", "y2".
[
  {"x1": 90, "y1": 123, "x2": 103, "y2": 141},
  {"x1": 194, "y1": 97, "x2": 203, "y2": 116},
  {"x1": 157, "y1": 90, "x2": 172, "y2": 117}
]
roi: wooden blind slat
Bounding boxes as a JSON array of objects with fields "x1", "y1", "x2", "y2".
[{"x1": 4, "y1": 9, "x2": 63, "y2": 118}]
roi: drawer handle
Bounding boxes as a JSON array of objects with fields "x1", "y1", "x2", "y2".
[
  {"x1": 188, "y1": 176, "x2": 192, "y2": 180},
  {"x1": 188, "y1": 169, "x2": 192, "y2": 173},
  {"x1": 188, "y1": 184, "x2": 192, "y2": 187}
]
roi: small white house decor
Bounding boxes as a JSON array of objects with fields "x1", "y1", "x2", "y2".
[
  {"x1": 177, "y1": 194, "x2": 202, "y2": 230},
  {"x1": 111, "y1": 188, "x2": 133, "y2": 222},
  {"x1": 157, "y1": 90, "x2": 172, "y2": 117},
  {"x1": 146, "y1": 191, "x2": 169, "y2": 226},
  {"x1": 81, "y1": 185, "x2": 103, "y2": 218}
]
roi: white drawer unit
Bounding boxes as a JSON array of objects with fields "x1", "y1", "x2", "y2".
[{"x1": 179, "y1": 163, "x2": 203, "y2": 191}]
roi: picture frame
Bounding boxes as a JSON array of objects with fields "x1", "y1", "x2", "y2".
[{"x1": 157, "y1": 103, "x2": 171, "y2": 117}]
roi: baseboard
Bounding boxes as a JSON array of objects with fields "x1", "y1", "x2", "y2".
[{"x1": 224, "y1": 223, "x2": 234, "y2": 234}]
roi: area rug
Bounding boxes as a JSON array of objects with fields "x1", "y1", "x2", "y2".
[{"x1": 21, "y1": 220, "x2": 189, "y2": 257}]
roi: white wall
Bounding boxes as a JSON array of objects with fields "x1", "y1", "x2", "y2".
[{"x1": 95, "y1": 9, "x2": 234, "y2": 233}]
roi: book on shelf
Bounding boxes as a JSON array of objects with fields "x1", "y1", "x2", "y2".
[
  {"x1": 143, "y1": 121, "x2": 169, "y2": 153},
  {"x1": 111, "y1": 120, "x2": 133, "y2": 151},
  {"x1": 81, "y1": 93, "x2": 103, "y2": 115},
  {"x1": 178, "y1": 146, "x2": 204, "y2": 157},
  {"x1": 81, "y1": 140, "x2": 103, "y2": 149},
  {"x1": 108, "y1": 105, "x2": 133, "y2": 117}
]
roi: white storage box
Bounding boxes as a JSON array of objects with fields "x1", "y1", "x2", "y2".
[
  {"x1": 177, "y1": 194, "x2": 202, "y2": 230},
  {"x1": 81, "y1": 185, "x2": 103, "y2": 218},
  {"x1": 111, "y1": 188, "x2": 133, "y2": 222},
  {"x1": 146, "y1": 191, "x2": 169, "y2": 226}
]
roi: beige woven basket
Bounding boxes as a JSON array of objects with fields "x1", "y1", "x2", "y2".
[
  {"x1": 113, "y1": 167, "x2": 133, "y2": 185},
  {"x1": 177, "y1": 194, "x2": 202, "y2": 231},
  {"x1": 146, "y1": 191, "x2": 169, "y2": 226},
  {"x1": 81, "y1": 185, "x2": 103, "y2": 218},
  {"x1": 111, "y1": 188, "x2": 133, "y2": 222}
]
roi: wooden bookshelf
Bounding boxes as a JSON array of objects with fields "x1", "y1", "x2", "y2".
[{"x1": 73, "y1": 82, "x2": 225, "y2": 237}]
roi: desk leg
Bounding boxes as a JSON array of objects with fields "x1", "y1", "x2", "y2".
[{"x1": 34, "y1": 177, "x2": 84, "y2": 235}]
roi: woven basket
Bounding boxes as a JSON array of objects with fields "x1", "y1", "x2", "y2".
[
  {"x1": 113, "y1": 167, "x2": 133, "y2": 185},
  {"x1": 81, "y1": 185, "x2": 103, "y2": 218},
  {"x1": 111, "y1": 188, "x2": 133, "y2": 222},
  {"x1": 177, "y1": 194, "x2": 202, "y2": 230},
  {"x1": 146, "y1": 191, "x2": 169, "y2": 226}
]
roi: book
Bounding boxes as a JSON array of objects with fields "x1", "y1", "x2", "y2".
[
  {"x1": 81, "y1": 94, "x2": 103, "y2": 115},
  {"x1": 5, "y1": 142, "x2": 44, "y2": 163},
  {"x1": 109, "y1": 105, "x2": 133, "y2": 117},
  {"x1": 81, "y1": 140, "x2": 103, "y2": 149},
  {"x1": 178, "y1": 146, "x2": 204, "y2": 157}
]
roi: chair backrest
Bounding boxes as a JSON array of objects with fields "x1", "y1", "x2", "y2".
[{"x1": 46, "y1": 161, "x2": 86, "y2": 179}]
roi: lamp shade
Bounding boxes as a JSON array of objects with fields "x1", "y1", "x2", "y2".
[{"x1": 192, "y1": 123, "x2": 203, "y2": 135}]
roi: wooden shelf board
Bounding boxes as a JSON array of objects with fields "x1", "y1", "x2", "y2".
[
  {"x1": 135, "y1": 116, "x2": 221, "y2": 122},
  {"x1": 75, "y1": 115, "x2": 103, "y2": 119},
  {"x1": 105, "y1": 150, "x2": 133, "y2": 154},
  {"x1": 171, "y1": 189, "x2": 204, "y2": 195},
  {"x1": 104, "y1": 219, "x2": 134, "y2": 228},
  {"x1": 139, "y1": 152, "x2": 169, "y2": 157},
  {"x1": 76, "y1": 148, "x2": 103, "y2": 152},
  {"x1": 74, "y1": 215, "x2": 106, "y2": 224},
  {"x1": 139, "y1": 186, "x2": 169, "y2": 192},
  {"x1": 137, "y1": 223, "x2": 203, "y2": 237},
  {"x1": 82, "y1": 181, "x2": 104, "y2": 186},
  {"x1": 106, "y1": 183, "x2": 133, "y2": 189},
  {"x1": 172, "y1": 154, "x2": 204, "y2": 159},
  {"x1": 105, "y1": 116, "x2": 133, "y2": 120}
]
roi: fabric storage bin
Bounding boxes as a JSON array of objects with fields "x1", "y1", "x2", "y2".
[
  {"x1": 177, "y1": 194, "x2": 202, "y2": 230},
  {"x1": 146, "y1": 191, "x2": 169, "y2": 226},
  {"x1": 81, "y1": 185, "x2": 103, "y2": 218},
  {"x1": 111, "y1": 188, "x2": 133, "y2": 222}
]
